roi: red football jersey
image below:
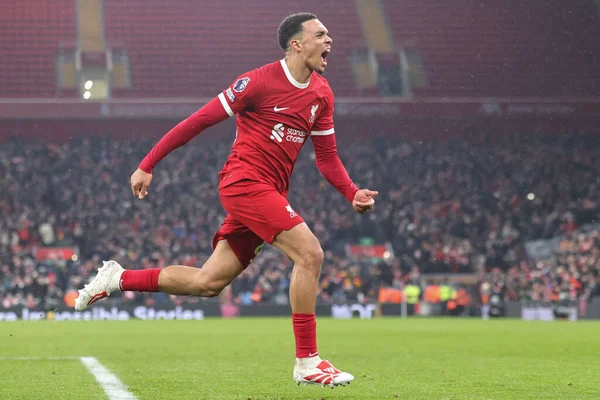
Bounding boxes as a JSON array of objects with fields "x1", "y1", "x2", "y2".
[
  {"x1": 139, "y1": 59, "x2": 357, "y2": 203},
  {"x1": 216, "y1": 59, "x2": 335, "y2": 194}
]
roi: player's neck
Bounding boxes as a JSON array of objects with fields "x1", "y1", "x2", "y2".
[{"x1": 284, "y1": 56, "x2": 312, "y2": 84}]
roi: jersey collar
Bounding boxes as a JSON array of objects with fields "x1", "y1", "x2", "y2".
[{"x1": 280, "y1": 59, "x2": 310, "y2": 89}]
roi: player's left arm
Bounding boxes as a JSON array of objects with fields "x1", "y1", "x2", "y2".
[{"x1": 310, "y1": 89, "x2": 378, "y2": 214}]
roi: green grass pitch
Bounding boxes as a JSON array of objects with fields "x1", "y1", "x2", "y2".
[{"x1": 1, "y1": 317, "x2": 599, "y2": 399}]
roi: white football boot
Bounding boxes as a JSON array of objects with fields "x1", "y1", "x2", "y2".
[
  {"x1": 74, "y1": 260, "x2": 124, "y2": 311},
  {"x1": 294, "y1": 358, "x2": 354, "y2": 388}
]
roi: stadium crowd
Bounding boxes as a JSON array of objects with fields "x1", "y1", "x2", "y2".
[
  {"x1": 480, "y1": 226, "x2": 600, "y2": 304},
  {"x1": 1, "y1": 131, "x2": 599, "y2": 309}
]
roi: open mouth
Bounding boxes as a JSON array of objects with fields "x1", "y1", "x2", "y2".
[{"x1": 321, "y1": 48, "x2": 331, "y2": 65}]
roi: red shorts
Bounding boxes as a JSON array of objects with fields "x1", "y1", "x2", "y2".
[{"x1": 212, "y1": 180, "x2": 304, "y2": 267}]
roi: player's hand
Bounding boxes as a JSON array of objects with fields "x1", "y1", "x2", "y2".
[
  {"x1": 130, "y1": 168, "x2": 152, "y2": 200},
  {"x1": 352, "y1": 189, "x2": 379, "y2": 214}
]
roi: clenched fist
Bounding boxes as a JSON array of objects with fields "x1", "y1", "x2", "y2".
[
  {"x1": 352, "y1": 189, "x2": 379, "y2": 214},
  {"x1": 130, "y1": 168, "x2": 152, "y2": 200}
]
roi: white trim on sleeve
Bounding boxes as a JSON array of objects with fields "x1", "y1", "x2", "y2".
[
  {"x1": 218, "y1": 92, "x2": 234, "y2": 117},
  {"x1": 311, "y1": 128, "x2": 335, "y2": 136}
]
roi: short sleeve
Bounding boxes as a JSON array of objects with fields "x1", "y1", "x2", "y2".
[
  {"x1": 311, "y1": 86, "x2": 335, "y2": 136},
  {"x1": 217, "y1": 70, "x2": 264, "y2": 117}
]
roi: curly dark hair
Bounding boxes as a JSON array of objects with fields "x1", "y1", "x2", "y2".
[{"x1": 277, "y1": 12, "x2": 317, "y2": 51}]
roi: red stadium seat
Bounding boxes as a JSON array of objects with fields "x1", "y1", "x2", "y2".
[
  {"x1": 103, "y1": 0, "x2": 364, "y2": 98},
  {"x1": 0, "y1": 0, "x2": 76, "y2": 97},
  {"x1": 382, "y1": 0, "x2": 600, "y2": 97},
  {"x1": 2, "y1": 0, "x2": 598, "y2": 98}
]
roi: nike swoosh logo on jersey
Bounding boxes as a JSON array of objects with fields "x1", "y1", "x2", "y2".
[{"x1": 274, "y1": 106, "x2": 290, "y2": 112}]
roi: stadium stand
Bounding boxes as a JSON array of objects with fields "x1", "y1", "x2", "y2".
[
  {"x1": 1, "y1": 1, "x2": 599, "y2": 317},
  {"x1": 382, "y1": 0, "x2": 600, "y2": 97},
  {"x1": 103, "y1": 0, "x2": 363, "y2": 97},
  {"x1": 1, "y1": 133, "x2": 599, "y2": 309},
  {"x1": 1, "y1": 1, "x2": 598, "y2": 99},
  {"x1": 0, "y1": 0, "x2": 76, "y2": 97}
]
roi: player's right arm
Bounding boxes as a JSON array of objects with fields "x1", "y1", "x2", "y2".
[{"x1": 131, "y1": 71, "x2": 263, "y2": 199}]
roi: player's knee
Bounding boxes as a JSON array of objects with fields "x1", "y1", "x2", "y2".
[
  {"x1": 300, "y1": 245, "x2": 324, "y2": 271},
  {"x1": 194, "y1": 282, "x2": 224, "y2": 298},
  {"x1": 203, "y1": 283, "x2": 224, "y2": 298},
  {"x1": 192, "y1": 273, "x2": 225, "y2": 297}
]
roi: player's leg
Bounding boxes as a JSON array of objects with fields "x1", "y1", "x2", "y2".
[
  {"x1": 273, "y1": 222, "x2": 323, "y2": 313},
  {"x1": 270, "y1": 224, "x2": 353, "y2": 387},
  {"x1": 155, "y1": 239, "x2": 244, "y2": 296},
  {"x1": 75, "y1": 235, "x2": 246, "y2": 311},
  {"x1": 216, "y1": 180, "x2": 353, "y2": 387}
]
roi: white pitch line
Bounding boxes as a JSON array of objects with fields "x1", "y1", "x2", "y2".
[{"x1": 80, "y1": 357, "x2": 137, "y2": 400}]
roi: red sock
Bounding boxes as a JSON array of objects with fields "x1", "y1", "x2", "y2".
[
  {"x1": 293, "y1": 313, "x2": 318, "y2": 358},
  {"x1": 119, "y1": 269, "x2": 161, "y2": 292}
]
